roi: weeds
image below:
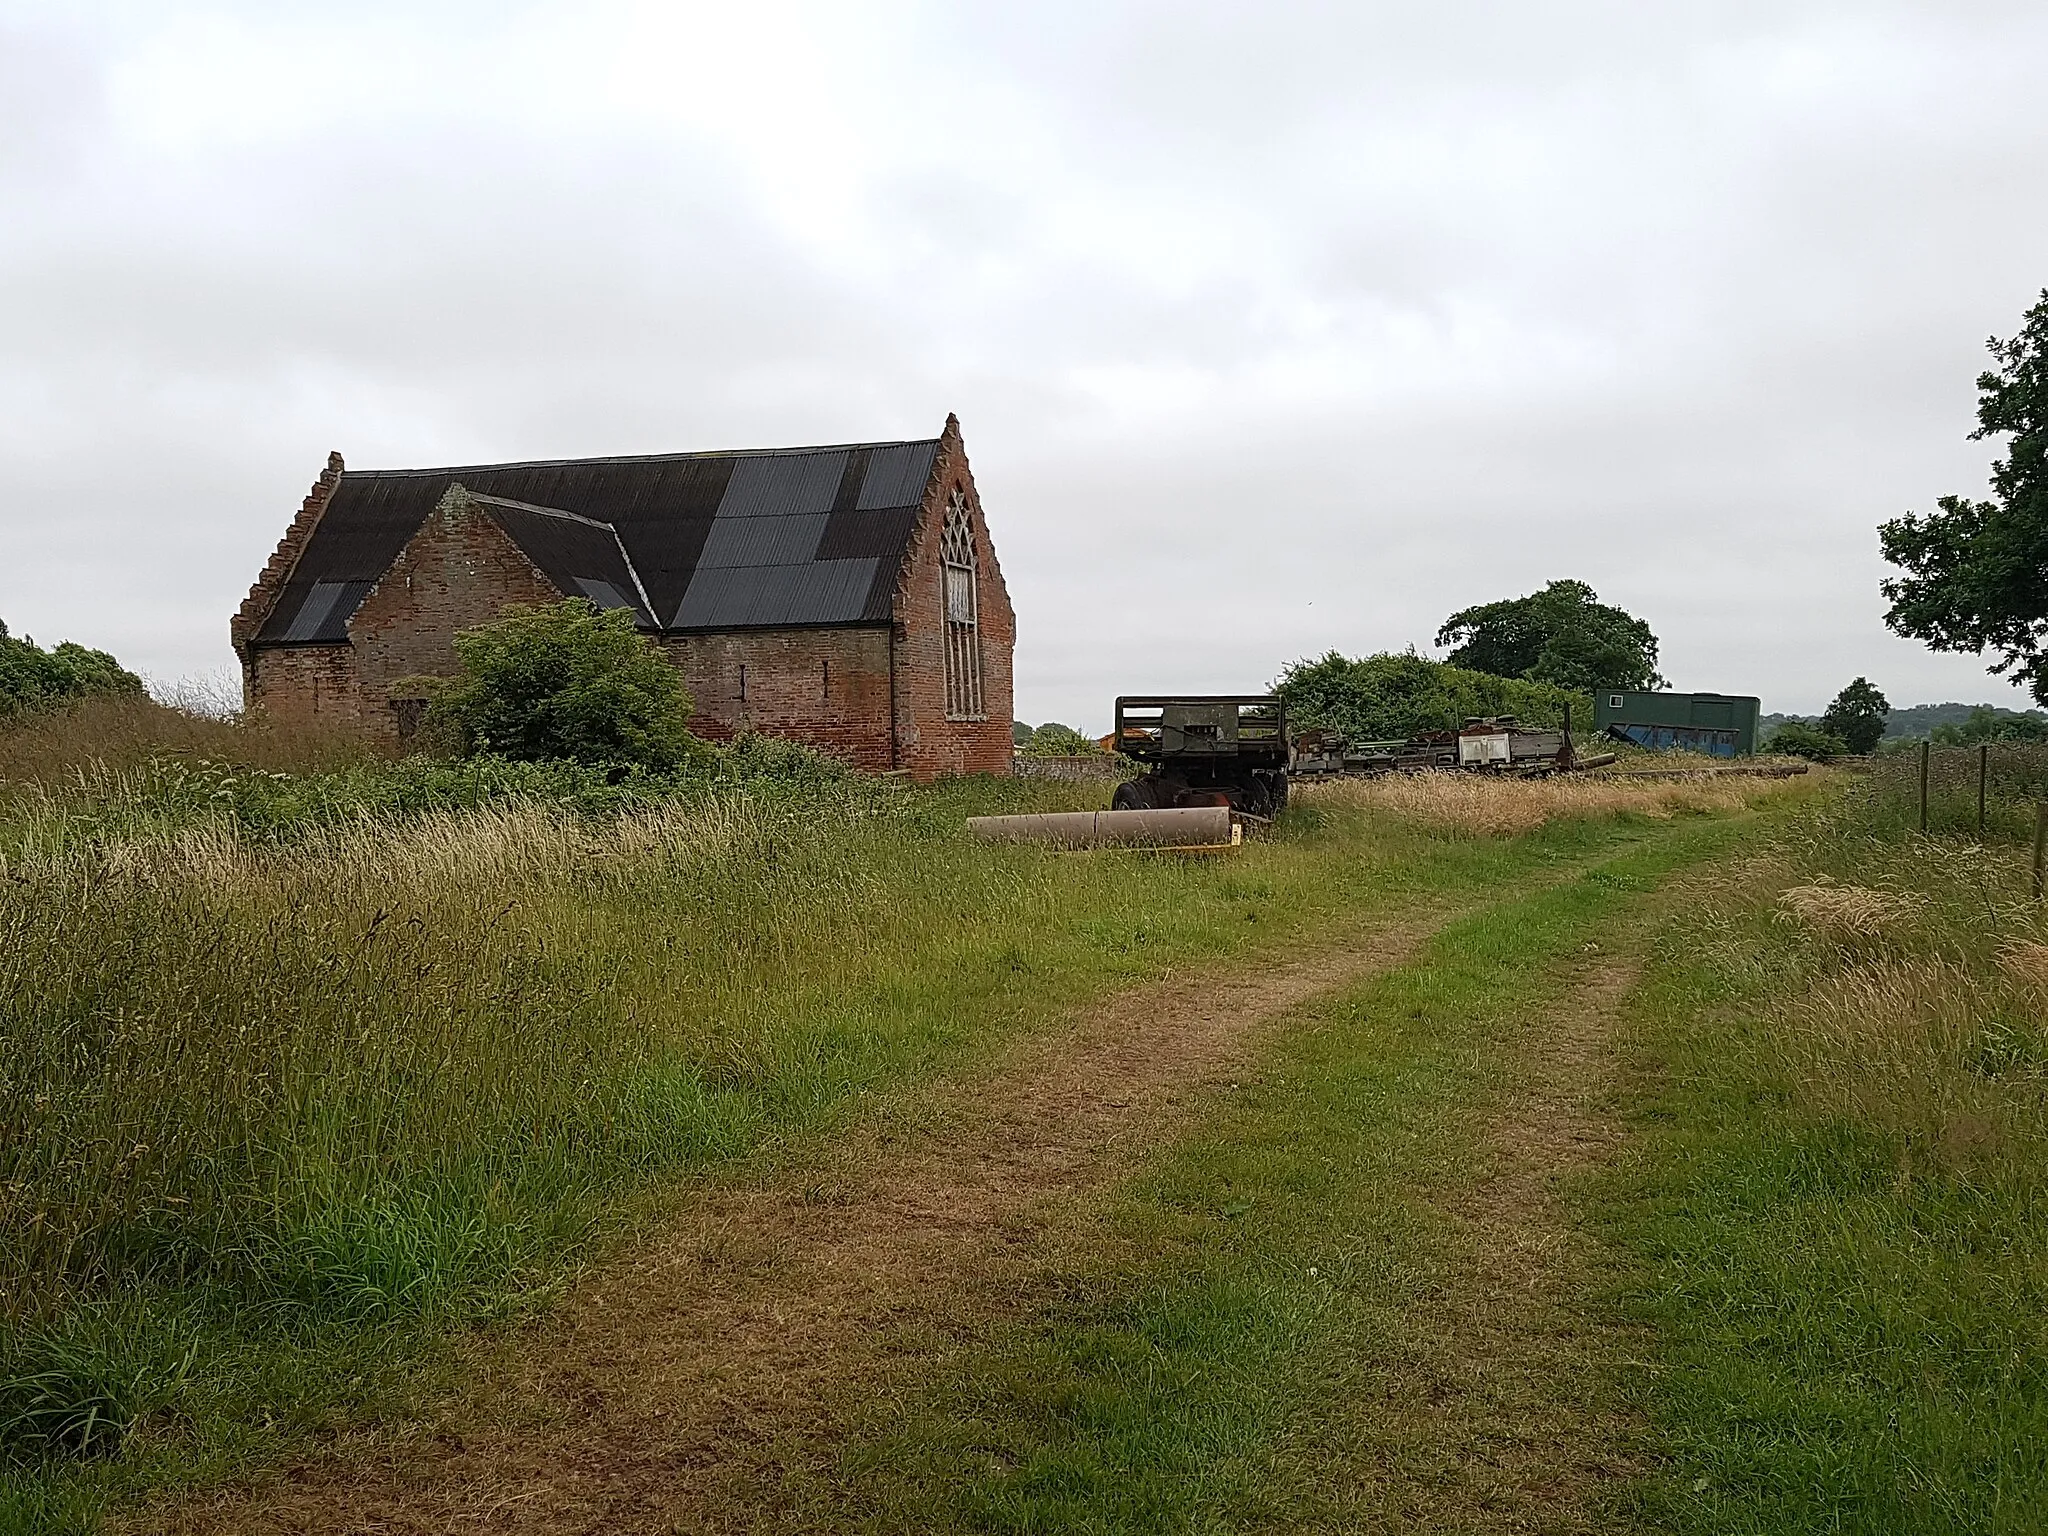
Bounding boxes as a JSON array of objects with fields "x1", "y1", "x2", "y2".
[{"x1": 1301, "y1": 767, "x2": 1789, "y2": 836}]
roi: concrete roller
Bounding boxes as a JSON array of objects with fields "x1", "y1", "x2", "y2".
[{"x1": 965, "y1": 805, "x2": 1237, "y2": 850}]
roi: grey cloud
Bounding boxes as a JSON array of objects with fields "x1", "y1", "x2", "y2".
[{"x1": 2, "y1": 0, "x2": 2045, "y2": 726}]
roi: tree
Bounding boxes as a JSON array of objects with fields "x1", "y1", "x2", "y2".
[
  {"x1": 427, "y1": 600, "x2": 700, "y2": 769},
  {"x1": 1929, "y1": 705, "x2": 2048, "y2": 746},
  {"x1": 1434, "y1": 580, "x2": 1664, "y2": 693},
  {"x1": 1274, "y1": 650, "x2": 1586, "y2": 741},
  {"x1": 1767, "y1": 721, "x2": 1848, "y2": 761},
  {"x1": 1819, "y1": 677, "x2": 1889, "y2": 754},
  {"x1": 1881, "y1": 291, "x2": 2048, "y2": 703},
  {"x1": 0, "y1": 620, "x2": 145, "y2": 717},
  {"x1": 1021, "y1": 722, "x2": 1099, "y2": 756}
]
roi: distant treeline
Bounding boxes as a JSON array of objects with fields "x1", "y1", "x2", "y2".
[{"x1": 1763, "y1": 701, "x2": 2048, "y2": 744}]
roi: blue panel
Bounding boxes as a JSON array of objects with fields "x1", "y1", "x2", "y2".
[
  {"x1": 1611, "y1": 724, "x2": 1740, "y2": 758},
  {"x1": 714, "y1": 452, "x2": 848, "y2": 518},
  {"x1": 857, "y1": 441, "x2": 938, "y2": 510}
]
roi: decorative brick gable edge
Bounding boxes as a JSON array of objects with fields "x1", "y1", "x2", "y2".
[
  {"x1": 888, "y1": 414, "x2": 1013, "y2": 630},
  {"x1": 232, "y1": 451, "x2": 345, "y2": 659}
]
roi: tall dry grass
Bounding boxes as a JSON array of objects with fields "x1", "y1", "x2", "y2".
[
  {"x1": 0, "y1": 692, "x2": 373, "y2": 788},
  {"x1": 1667, "y1": 810, "x2": 2048, "y2": 1178},
  {"x1": 1299, "y1": 768, "x2": 1797, "y2": 836},
  {"x1": 0, "y1": 762, "x2": 1460, "y2": 1477}
]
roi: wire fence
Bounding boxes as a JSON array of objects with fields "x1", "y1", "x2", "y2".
[{"x1": 1865, "y1": 742, "x2": 2048, "y2": 847}]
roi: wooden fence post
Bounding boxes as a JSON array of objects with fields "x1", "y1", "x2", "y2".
[
  {"x1": 1919, "y1": 739, "x2": 1930, "y2": 834},
  {"x1": 2034, "y1": 800, "x2": 2047, "y2": 902},
  {"x1": 1980, "y1": 743, "x2": 1990, "y2": 834}
]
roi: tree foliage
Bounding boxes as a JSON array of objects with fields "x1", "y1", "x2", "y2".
[
  {"x1": 1020, "y1": 722, "x2": 1099, "y2": 756},
  {"x1": 1819, "y1": 677, "x2": 1890, "y2": 755},
  {"x1": 1881, "y1": 291, "x2": 2048, "y2": 703},
  {"x1": 1434, "y1": 579, "x2": 1664, "y2": 693},
  {"x1": 1274, "y1": 650, "x2": 1587, "y2": 742},
  {"x1": 426, "y1": 600, "x2": 700, "y2": 769},
  {"x1": 0, "y1": 620, "x2": 145, "y2": 718},
  {"x1": 1767, "y1": 721, "x2": 1848, "y2": 761},
  {"x1": 1928, "y1": 705, "x2": 2048, "y2": 746}
]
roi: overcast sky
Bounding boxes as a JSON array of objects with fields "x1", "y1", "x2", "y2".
[{"x1": 4, "y1": 1, "x2": 2046, "y2": 730}]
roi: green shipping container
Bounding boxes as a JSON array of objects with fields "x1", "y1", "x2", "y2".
[{"x1": 1590, "y1": 690, "x2": 1760, "y2": 757}]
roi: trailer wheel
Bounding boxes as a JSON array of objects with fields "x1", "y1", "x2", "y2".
[{"x1": 1112, "y1": 777, "x2": 1155, "y2": 811}]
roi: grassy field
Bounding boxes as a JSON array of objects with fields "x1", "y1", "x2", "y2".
[
  {"x1": 796, "y1": 809, "x2": 1800, "y2": 1532},
  {"x1": 743, "y1": 774, "x2": 2047, "y2": 1535},
  {"x1": 0, "y1": 700, "x2": 1794, "y2": 1532},
  {"x1": 1604, "y1": 793, "x2": 2048, "y2": 1532},
  {"x1": 8, "y1": 701, "x2": 2041, "y2": 1534}
]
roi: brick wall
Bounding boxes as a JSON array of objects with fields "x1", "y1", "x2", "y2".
[
  {"x1": 245, "y1": 643, "x2": 363, "y2": 730},
  {"x1": 345, "y1": 494, "x2": 564, "y2": 747},
  {"x1": 233, "y1": 451, "x2": 344, "y2": 669},
  {"x1": 662, "y1": 628, "x2": 896, "y2": 771},
  {"x1": 238, "y1": 422, "x2": 1021, "y2": 781},
  {"x1": 889, "y1": 420, "x2": 1016, "y2": 780}
]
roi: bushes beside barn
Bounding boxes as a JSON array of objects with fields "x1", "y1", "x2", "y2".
[
  {"x1": 0, "y1": 621, "x2": 144, "y2": 717},
  {"x1": 1275, "y1": 650, "x2": 1588, "y2": 742}
]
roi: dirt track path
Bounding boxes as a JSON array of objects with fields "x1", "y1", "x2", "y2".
[
  {"x1": 1332, "y1": 947, "x2": 1652, "y2": 1533},
  {"x1": 144, "y1": 905, "x2": 1463, "y2": 1535}
]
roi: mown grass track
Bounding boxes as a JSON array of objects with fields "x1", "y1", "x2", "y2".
[
  {"x1": 799, "y1": 812, "x2": 1783, "y2": 1535},
  {"x1": 5, "y1": 768, "x2": 1785, "y2": 1534},
  {"x1": 120, "y1": 799, "x2": 1814, "y2": 1536}
]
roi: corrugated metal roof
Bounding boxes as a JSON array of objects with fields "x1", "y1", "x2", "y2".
[
  {"x1": 470, "y1": 493, "x2": 657, "y2": 627},
  {"x1": 674, "y1": 558, "x2": 882, "y2": 629},
  {"x1": 278, "y1": 580, "x2": 374, "y2": 644},
  {"x1": 714, "y1": 452, "x2": 848, "y2": 518},
  {"x1": 253, "y1": 435, "x2": 939, "y2": 644},
  {"x1": 857, "y1": 441, "x2": 938, "y2": 510},
  {"x1": 697, "y1": 513, "x2": 829, "y2": 569}
]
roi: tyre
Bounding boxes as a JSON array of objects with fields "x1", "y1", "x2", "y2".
[{"x1": 1111, "y1": 777, "x2": 1152, "y2": 812}]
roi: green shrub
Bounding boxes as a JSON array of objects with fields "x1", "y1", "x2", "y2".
[
  {"x1": 0, "y1": 623, "x2": 144, "y2": 719},
  {"x1": 1766, "y1": 720, "x2": 1848, "y2": 760},
  {"x1": 1021, "y1": 722, "x2": 1099, "y2": 756},
  {"x1": 424, "y1": 600, "x2": 701, "y2": 770},
  {"x1": 1274, "y1": 650, "x2": 1588, "y2": 741}
]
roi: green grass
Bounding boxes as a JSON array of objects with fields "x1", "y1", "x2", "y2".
[
  {"x1": 812, "y1": 808, "x2": 1794, "y2": 1533},
  {"x1": 1598, "y1": 794, "x2": 2048, "y2": 1533},
  {"x1": 0, "y1": 750, "x2": 1705, "y2": 1531}
]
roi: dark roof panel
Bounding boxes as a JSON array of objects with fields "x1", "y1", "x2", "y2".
[
  {"x1": 252, "y1": 435, "x2": 939, "y2": 643},
  {"x1": 714, "y1": 451, "x2": 848, "y2": 518},
  {"x1": 471, "y1": 493, "x2": 655, "y2": 626},
  {"x1": 817, "y1": 506, "x2": 917, "y2": 562},
  {"x1": 673, "y1": 558, "x2": 881, "y2": 629},
  {"x1": 697, "y1": 513, "x2": 829, "y2": 569},
  {"x1": 278, "y1": 580, "x2": 374, "y2": 644},
  {"x1": 857, "y1": 441, "x2": 939, "y2": 510}
]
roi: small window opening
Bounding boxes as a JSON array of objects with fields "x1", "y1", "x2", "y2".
[
  {"x1": 739, "y1": 664, "x2": 748, "y2": 704},
  {"x1": 940, "y1": 488, "x2": 984, "y2": 720}
]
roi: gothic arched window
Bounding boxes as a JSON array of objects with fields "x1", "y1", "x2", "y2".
[{"x1": 940, "y1": 489, "x2": 984, "y2": 720}]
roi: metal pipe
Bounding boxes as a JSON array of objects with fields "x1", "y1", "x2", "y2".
[
  {"x1": 966, "y1": 805, "x2": 1236, "y2": 849},
  {"x1": 1979, "y1": 743, "x2": 1989, "y2": 834},
  {"x1": 1919, "y1": 740, "x2": 1930, "y2": 833}
]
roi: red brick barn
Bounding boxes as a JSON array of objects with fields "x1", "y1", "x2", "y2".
[{"x1": 232, "y1": 416, "x2": 1015, "y2": 779}]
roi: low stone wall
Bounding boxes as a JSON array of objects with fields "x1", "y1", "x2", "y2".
[{"x1": 1011, "y1": 754, "x2": 1140, "y2": 783}]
